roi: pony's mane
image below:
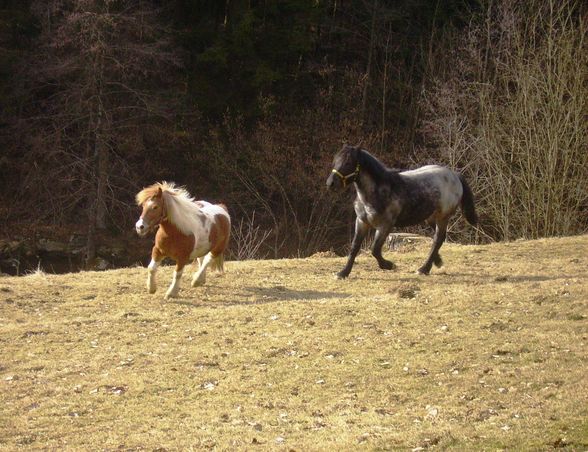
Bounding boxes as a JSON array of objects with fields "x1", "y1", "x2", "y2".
[
  {"x1": 136, "y1": 182, "x2": 202, "y2": 235},
  {"x1": 357, "y1": 148, "x2": 399, "y2": 182}
]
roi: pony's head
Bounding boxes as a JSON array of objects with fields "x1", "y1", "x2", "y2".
[
  {"x1": 326, "y1": 144, "x2": 361, "y2": 189},
  {"x1": 135, "y1": 184, "x2": 167, "y2": 237}
]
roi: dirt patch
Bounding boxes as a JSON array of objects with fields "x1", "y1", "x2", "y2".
[{"x1": 393, "y1": 283, "x2": 421, "y2": 299}]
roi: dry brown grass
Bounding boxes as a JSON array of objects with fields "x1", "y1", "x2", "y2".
[{"x1": 1, "y1": 235, "x2": 587, "y2": 450}]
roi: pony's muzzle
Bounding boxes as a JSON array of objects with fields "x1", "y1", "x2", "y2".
[
  {"x1": 135, "y1": 218, "x2": 149, "y2": 237},
  {"x1": 326, "y1": 173, "x2": 338, "y2": 189},
  {"x1": 326, "y1": 175, "x2": 334, "y2": 189}
]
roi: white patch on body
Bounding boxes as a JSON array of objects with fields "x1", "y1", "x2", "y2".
[
  {"x1": 401, "y1": 165, "x2": 462, "y2": 215},
  {"x1": 190, "y1": 202, "x2": 229, "y2": 259}
]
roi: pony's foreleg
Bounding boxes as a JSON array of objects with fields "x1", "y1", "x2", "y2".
[
  {"x1": 337, "y1": 218, "x2": 369, "y2": 279},
  {"x1": 418, "y1": 219, "x2": 448, "y2": 275},
  {"x1": 147, "y1": 258, "x2": 161, "y2": 294},
  {"x1": 191, "y1": 253, "x2": 212, "y2": 287},
  {"x1": 165, "y1": 261, "x2": 186, "y2": 299},
  {"x1": 372, "y1": 227, "x2": 396, "y2": 270}
]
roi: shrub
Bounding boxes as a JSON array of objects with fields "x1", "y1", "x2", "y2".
[{"x1": 421, "y1": 0, "x2": 587, "y2": 240}]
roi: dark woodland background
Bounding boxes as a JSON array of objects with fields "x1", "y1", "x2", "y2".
[{"x1": 0, "y1": 0, "x2": 586, "y2": 273}]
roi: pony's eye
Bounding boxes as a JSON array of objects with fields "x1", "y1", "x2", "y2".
[{"x1": 152, "y1": 205, "x2": 158, "y2": 210}]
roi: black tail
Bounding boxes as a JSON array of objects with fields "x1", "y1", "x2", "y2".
[{"x1": 459, "y1": 174, "x2": 478, "y2": 225}]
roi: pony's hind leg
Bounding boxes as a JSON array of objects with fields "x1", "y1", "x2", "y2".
[
  {"x1": 418, "y1": 218, "x2": 448, "y2": 275},
  {"x1": 427, "y1": 219, "x2": 443, "y2": 268},
  {"x1": 191, "y1": 253, "x2": 213, "y2": 287},
  {"x1": 372, "y1": 227, "x2": 396, "y2": 270}
]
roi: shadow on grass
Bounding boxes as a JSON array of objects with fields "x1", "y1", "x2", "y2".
[
  {"x1": 347, "y1": 271, "x2": 560, "y2": 289},
  {"x1": 396, "y1": 272, "x2": 578, "y2": 285},
  {"x1": 169, "y1": 285, "x2": 349, "y2": 308}
]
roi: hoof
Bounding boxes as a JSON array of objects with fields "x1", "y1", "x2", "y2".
[
  {"x1": 433, "y1": 254, "x2": 443, "y2": 268},
  {"x1": 148, "y1": 287, "x2": 157, "y2": 294},
  {"x1": 191, "y1": 277, "x2": 205, "y2": 287},
  {"x1": 335, "y1": 271, "x2": 349, "y2": 280},
  {"x1": 164, "y1": 290, "x2": 179, "y2": 299},
  {"x1": 379, "y1": 260, "x2": 396, "y2": 270},
  {"x1": 416, "y1": 267, "x2": 430, "y2": 275}
]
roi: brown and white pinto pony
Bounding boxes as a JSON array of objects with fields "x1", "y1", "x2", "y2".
[{"x1": 135, "y1": 182, "x2": 230, "y2": 299}]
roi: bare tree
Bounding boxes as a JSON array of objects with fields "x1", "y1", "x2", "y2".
[
  {"x1": 11, "y1": 0, "x2": 182, "y2": 265},
  {"x1": 360, "y1": 0, "x2": 378, "y2": 124},
  {"x1": 421, "y1": 0, "x2": 588, "y2": 240}
]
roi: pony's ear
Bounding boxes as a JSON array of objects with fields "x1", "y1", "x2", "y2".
[{"x1": 155, "y1": 186, "x2": 163, "y2": 198}]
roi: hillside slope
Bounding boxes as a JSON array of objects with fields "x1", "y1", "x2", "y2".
[{"x1": 1, "y1": 236, "x2": 587, "y2": 450}]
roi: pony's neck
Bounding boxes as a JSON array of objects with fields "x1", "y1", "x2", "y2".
[
  {"x1": 161, "y1": 189, "x2": 201, "y2": 236},
  {"x1": 357, "y1": 149, "x2": 384, "y2": 182},
  {"x1": 356, "y1": 149, "x2": 397, "y2": 185}
]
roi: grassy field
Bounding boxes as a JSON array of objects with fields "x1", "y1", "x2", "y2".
[{"x1": 1, "y1": 235, "x2": 587, "y2": 451}]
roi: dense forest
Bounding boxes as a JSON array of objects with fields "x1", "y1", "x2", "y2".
[{"x1": 0, "y1": 0, "x2": 586, "y2": 271}]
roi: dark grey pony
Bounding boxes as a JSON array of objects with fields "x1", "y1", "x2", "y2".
[{"x1": 326, "y1": 144, "x2": 477, "y2": 279}]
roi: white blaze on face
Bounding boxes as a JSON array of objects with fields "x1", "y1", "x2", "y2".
[
  {"x1": 135, "y1": 217, "x2": 147, "y2": 235},
  {"x1": 136, "y1": 200, "x2": 155, "y2": 236}
]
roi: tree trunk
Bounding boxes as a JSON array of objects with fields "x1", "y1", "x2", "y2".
[
  {"x1": 85, "y1": 205, "x2": 97, "y2": 269},
  {"x1": 381, "y1": 24, "x2": 392, "y2": 150},
  {"x1": 95, "y1": 125, "x2": 108, "y2": 229},
  {"x1": 361, "y1": 0, "x2": 378, "y2": 125}
]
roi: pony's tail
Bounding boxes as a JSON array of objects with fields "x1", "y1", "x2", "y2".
[
  {"x1": 459, "y1": 174, "x2": 478, "y2": 226},
  {"x1": 209, "y1": 253, "x2": 225, "y2": 273},
  {"x1": 209, "y1": 204, "x2": 230, "y2": 274}
]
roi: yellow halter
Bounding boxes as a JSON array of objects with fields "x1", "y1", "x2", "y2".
[{"x1": 331, "y1": 163, "x2": 360, "y2": 187}]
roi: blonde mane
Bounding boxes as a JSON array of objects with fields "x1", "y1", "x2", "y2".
[{"x1": 136, "y1": 182, "x2": 202, "y2": 235}]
